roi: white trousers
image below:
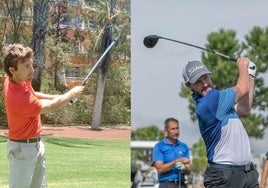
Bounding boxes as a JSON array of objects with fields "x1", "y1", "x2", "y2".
[{"x1": 7, "y1": 139, "x2": 47, "y2": 188}]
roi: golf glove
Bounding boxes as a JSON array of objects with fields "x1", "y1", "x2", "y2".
[
  {"x1": 175, "y1": 162, "x2": 186, "y2": 171},
  {"x1": 248, "y1": 61, "x2": 257, "y2": 77}
]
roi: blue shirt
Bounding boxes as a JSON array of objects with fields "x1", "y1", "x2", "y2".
[
  {"x1": 193, "y1": 88, "x2": 251, "y2": 165},
  {"x1": 152, "y1": 138, "x2": 190, "y2": 182}
]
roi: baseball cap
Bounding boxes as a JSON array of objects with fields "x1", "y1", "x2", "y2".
[{"x1": 182, "y1": 61, "x2": 211, "y2": 84}]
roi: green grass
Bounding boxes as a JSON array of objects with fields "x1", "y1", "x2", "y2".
[{"x1": 0, "y1": 135, "x2": 130, "y2": 188}]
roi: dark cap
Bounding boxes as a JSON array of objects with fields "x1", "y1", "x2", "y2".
[{"x1": 182, "y1": 61, "x2": 211, "y2": 84}]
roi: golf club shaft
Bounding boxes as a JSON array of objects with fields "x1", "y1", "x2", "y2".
[
  {"x1": 81, "y1": 36, "x2": 120, "y2": 86},
  {"x1": 70, "y1": 36, "x2": 120, "y2": 104},
  {"x1": 150, "y1": 35, "x2": 237, "y2": 62}
]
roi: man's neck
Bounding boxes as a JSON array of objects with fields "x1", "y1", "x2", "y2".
[
  {"x1": 9, "y1": 77, "x2": 23, "y2": 85},
  {"x1": 166, "y1": 138, "x2": 178, "y2": 145}
]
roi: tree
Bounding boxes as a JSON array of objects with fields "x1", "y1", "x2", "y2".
[
  {"x1": 3, "y1": 0, "x2": 32, "y2": 44},
  {"x1": 46, "y1": 38, "x2": 70, "y2": 91},
  {"x1": 179, "y1": 28, "x2": 268, "y2": 138},
  {"x1": 101, "y1": 63, "x2": 130, "y2": 124},
  {"x1": 191, "y1": 138, "x2": 207, "y2": 173},
  {"x1": 31, "y1": 0, "x2": 50, "y2": 91},
  {"x1": 131, "y1": 125, "x2": 165, "y2": 141},
  {"x1": 91, "y1": 21, "x2": 112, "y2": 130},
  {"x1": 4, "y1": 0, "x2": 26, "y2": 42},
  {"x1": 242, "y1": 26, "x2": 268, "y2": 138},
  {"x1": 83, "y1": 0, "x2": 130, "y2": 130},
  {"x1": 47, "y1": 0, "x2": 69, "y2": 92}
]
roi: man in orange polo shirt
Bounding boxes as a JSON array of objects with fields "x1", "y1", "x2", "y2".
[{"x1": 3, "y1": 44, "x2": 85, "y2": 188}]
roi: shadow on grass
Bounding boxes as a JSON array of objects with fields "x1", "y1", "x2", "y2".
[
  {"x1": 0, "y1": 135, "x2": 105, "y2": 148},
  {"x1": 0, "y1": 135, "x2": 7, "y2": 143},
  {"x1": 44, "y1": 136, "x2": 107, "y2": 148},
  {"x1": 0, "y1": 135, "x2": 126, "y2": 150}
]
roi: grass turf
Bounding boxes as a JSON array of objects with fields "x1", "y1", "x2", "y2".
[{"x1": 0, "y1": 135, "x2": 130, "y2": 188}]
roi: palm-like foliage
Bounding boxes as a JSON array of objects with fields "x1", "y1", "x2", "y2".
[{"x1": 82, "y1": 0, "x2": 130, "y2": 129}]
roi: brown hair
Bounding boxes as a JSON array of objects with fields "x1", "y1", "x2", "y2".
[{"x1": 3, "y1": 44, "x2": 34, "y2": 77}]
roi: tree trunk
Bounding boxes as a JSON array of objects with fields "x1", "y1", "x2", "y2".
[
  {"x1": 91, "y1": 71, "x2": 106, "y2": 130},
  {"x1": 91, "y1": 22, "x2": 112, "y2": 130},
  {"x1": 31, "y1": 0, "x2": 49, "y2": 91},
  {"x1": 54, "y1": 63, "x2": 67, "y2": 92}
]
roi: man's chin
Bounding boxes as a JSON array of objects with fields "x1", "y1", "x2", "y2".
[
  {"x1": 27, "y1": 78, "x2": 33, "y2": 82},
  {"x1": 202, "y1": 88, "x2": 212, "y2": 96}
]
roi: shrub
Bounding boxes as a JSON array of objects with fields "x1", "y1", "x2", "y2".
[{"x1": 0, "y1": 83, "x2": 7, "y2": 127}]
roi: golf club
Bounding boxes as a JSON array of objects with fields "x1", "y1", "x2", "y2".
[
  {"x1": 143, "y1": 35, "x2": 237, "y2": 62},
  {"x1": 81, "y1": 36, "x2": 120, "y2": 86},
  {"x1": 70, "y1": 35, "x2": 120, "y2": 104}
]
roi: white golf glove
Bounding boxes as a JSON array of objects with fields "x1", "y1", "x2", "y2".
[
  {"x1": 175, "y1": 162, "x2": 186, "y2": 171},
  {"x1": 248, "y1": 61, "x2": 257, "y2": 77}
]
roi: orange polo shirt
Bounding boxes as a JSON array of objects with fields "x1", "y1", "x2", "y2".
[{"x1": 3, "y1": 77, "x2": 42, "y2": 140}]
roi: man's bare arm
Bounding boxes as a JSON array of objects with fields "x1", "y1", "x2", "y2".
[
  {"x1": 34, "y1": 92, "x2": 60, "y2": 100},
  {"x1": 235, "y1": 76, "x2": 255, "y2": 117},
  {"x1": 40, "y1": 86, "x2": 84, "y2": 114},
  {"x1": 154, "y1": 157, "x2": 191, "y2": 175}
]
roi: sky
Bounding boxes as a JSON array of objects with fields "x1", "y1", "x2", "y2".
[{"x1": 131, "y1": 0, "x2": 268, "y2": 155}]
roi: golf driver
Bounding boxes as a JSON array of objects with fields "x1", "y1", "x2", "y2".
[
  {"x1": 70, "y1": 36, "x2": 120, "y2": 103},
  {"x1": 144, "y1": 34, "x2": 257, "y2": 71},
  {"x1": 143, "y1": 35, "x2": 237, "y2": 62}
]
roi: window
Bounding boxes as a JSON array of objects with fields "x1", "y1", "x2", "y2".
[
  {"x1": 60, "y1": 16, "x2": 84, "y2": 29},
  {"x1": 65, "y1": 67, "x2": 82, "y2": 78}
]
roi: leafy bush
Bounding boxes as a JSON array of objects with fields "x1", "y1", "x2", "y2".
[
  {"x1": 0, "y1": 83, "x2": 7, "y2": 127},
  {"x1": 102, "y1": 64, "x2": 130, "y2": 124},
  {"x1": 41, "y1": 71, "x2": 93, "y2": 125}
]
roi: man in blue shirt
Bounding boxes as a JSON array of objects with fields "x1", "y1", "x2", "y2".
[
  {"x1": 152, "y1": 117, "x2": 191, "y2": 188},
  {"x1": 182, "y1": 58, "x2": 259, "y2": 188}
]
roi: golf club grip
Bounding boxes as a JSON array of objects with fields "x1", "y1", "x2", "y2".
[
  {"x1": 229, "y1": 57, "x2": 237, "y2": 62},
  {"x1": 213, "y1": 51, "x2": 237, "y2": 62},
  {"x1": 69, "y1": 81, "x2": 86, "y2": 104},
  {"x1": 223, "y1": 56, "x2": 237, "y2": 62},
  {"x1": 227, "y1": 57, "x2": 237, "y2": 62}
]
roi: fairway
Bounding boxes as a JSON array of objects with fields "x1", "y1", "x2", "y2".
[{"x1": 0, "y1": 135, "x2": 130, "y2": 188}]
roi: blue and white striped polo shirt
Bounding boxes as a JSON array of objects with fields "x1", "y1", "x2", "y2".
[{"x1": 193, "y1": 88, "x2": 252, "y2": 165}]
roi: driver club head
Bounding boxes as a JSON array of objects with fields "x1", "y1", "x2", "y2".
[{"x1": 143, "y1": 35, "x2": 161, "y2": 48}]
